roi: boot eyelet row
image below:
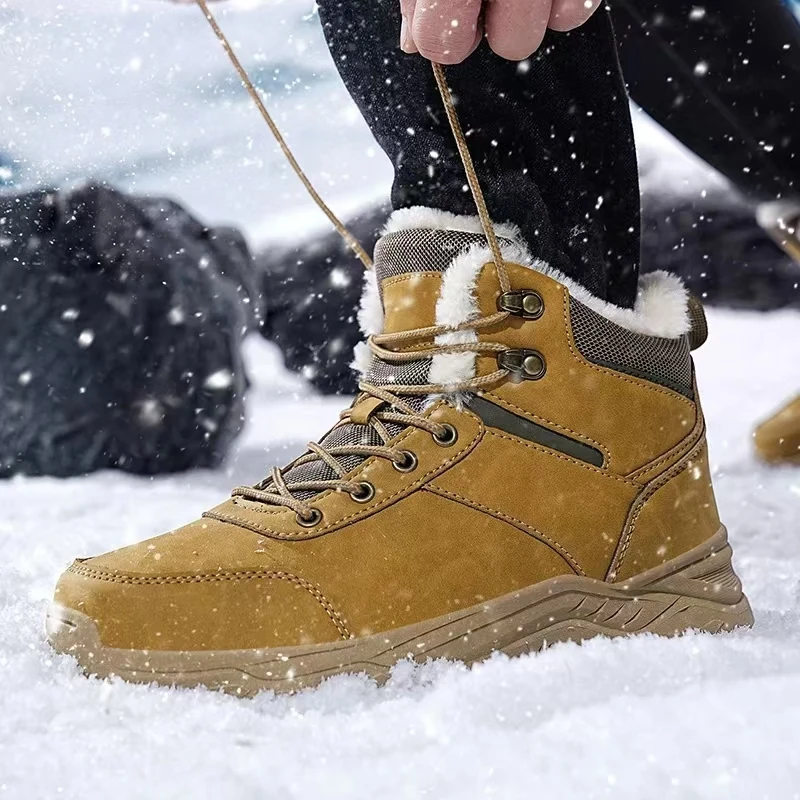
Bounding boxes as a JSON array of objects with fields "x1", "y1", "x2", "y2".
[
  {"x1": 432, "y1": 423, "x2": 458, "y2": 447},
  {"x1": 296, "y1": 508, "x2": 323, "y2": 527},
  {"x1": 393, "y1": 450, "x2": 418, "y2": 472},
  {"x1": 349, "y1": 482, "x2": 375, "y2": 503}
]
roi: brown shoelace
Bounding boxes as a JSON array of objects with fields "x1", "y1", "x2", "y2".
[{"x1": 194, "y1": 0, "x2": 515, "y2": 521}]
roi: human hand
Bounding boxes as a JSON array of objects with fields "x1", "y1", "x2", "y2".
[{"x1": 400, "y1": 0, "x2": 601, "y2": 63}]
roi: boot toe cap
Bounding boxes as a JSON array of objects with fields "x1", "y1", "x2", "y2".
[{"x1": 50, "y1": 557, "x2": 348, "y2": 653}]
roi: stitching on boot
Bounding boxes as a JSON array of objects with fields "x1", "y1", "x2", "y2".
[
  {"x1": 380, "y1": 272, "x2": 442, "y2": 289},
  {"x1": 482, "y1": 392, "x2": 611, "y2": 464},
  {"x1": 67, "y1": 562, "x2": 352, "y2": 639},
  {"x1": 607, "y1": 436, "x2": 707, "y2": 581},
  {"x1": 424, "y1": 485, "x2": 584, "y2": 575},
  {"x1": 483, "y1": 429, "x2": 638, "y2": 487},
  {"x1": 560, "y1": 288, "x2": 695, "y2": 474},
  {"x1": 626, "y1": 402, "x2": 704, "y2": 483}
]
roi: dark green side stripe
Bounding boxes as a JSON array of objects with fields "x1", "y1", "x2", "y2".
[{"x1": 468, "y1": 396, "x2": 605, "y2": 468}]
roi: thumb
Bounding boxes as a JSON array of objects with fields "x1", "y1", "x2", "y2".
[{"x1": 400, "y1": 0, "x2": 419, "y2": 53}]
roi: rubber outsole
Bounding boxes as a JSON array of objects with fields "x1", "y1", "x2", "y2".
[{"x1": 46, "y1": 527, "x2": 753, "y2": 696}]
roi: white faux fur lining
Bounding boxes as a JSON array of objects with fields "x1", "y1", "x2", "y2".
[
  {"x1": 382, "y1": 206, "x2": 524, "y2": 242},
  {"x1": 541, "y1": 265, "x2": 690, "y2": 339},
  {"x1": 351, "y1": 270, "x2": 383, "y2": 376},
  {"x1": 384, "y1": 207, "x2": 691, "y2": 339},
  {"x1": 429, "y1": 241, "x2": 531, "y2": 393},
  {"x1": 350, "y1": 340, "x2": 373, "y2": 377},
  {"x1": 352, "y1": 207, "x2": 691, "y2": 379},
  {"x1": 356, "y1": 268, "x2": 383, "y2": 338}
]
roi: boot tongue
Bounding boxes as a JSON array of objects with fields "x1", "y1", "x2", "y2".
[
  {"x1": 373, "y1": 228, "x2": 498, "y2": 335},
  {"x1": 275, "y1": 228, "x2": 496, "y2": 499}
]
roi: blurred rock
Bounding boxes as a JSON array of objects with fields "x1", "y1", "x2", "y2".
[
  {"x1": 0, "y1": 183, "x2": 262, "y2": 477},
  {"x1": 257, "y1": 204, "x2": 388, "y2": 396},
  {"x1": 641, "y1": 191, "x2": 800, "y2": 311}
]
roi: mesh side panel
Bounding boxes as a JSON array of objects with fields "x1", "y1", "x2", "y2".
[
  {"x1": 374, "y1": 229, "x2": 514, "y2": 281},
  {"x1": 364, "y1": 357, "x2": 431, "y2": 387},
  {"x1": 568, "y1": 298, "x2": 693, "y2": 397},
  {"x1": 279, "y1": 395, "x2": 427, "y2": 497},
  {"x1": 383, "y1": 396, "x2": 427, "y2": 439}
]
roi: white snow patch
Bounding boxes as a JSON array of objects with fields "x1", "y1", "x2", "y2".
[{"x1": 203, "y1": 369, "x2": 234, "y2": 391}]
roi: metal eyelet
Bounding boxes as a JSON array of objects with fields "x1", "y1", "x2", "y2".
[
  {"x1": 393, "y1": 450, "x2": 418, "y2": 472},
  {"x1": 349, "y1": 482, "x2": 375, "y2": 503},
  {"x1": 522, "y1": 352, "x2": 546, "y2": 379},
  {"x1": 497, "y1": 290, "x2": 544, "y2": 319},
  {"x1": 296, "y1": 508, "x2": 323, "y2": 527},
  {"x1": 432, "y1": 423, "x2": 458, "y2": 447},
  {"x1": 497, "y1": 349, "x2": 547, "y2": 381}
]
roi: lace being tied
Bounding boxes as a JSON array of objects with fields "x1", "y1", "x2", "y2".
[{"x1": 194, "y1": 0, "x2": 515, "y2": 523}]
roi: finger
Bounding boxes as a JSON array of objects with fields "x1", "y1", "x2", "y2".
[
  {"x1": 411, "y1": 0, "x2": 483, "y2": 65},
  {"x1": 548, "y1": 0, "x2": 601, "y2": 32},
  {"x1": 485, "y1": 0, "x2": 552, "y2": 61},
  {"x1": 400, "y1": 0, "x2": 419, "y2": 53}
]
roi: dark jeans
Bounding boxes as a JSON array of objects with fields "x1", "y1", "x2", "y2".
[
  {"x1": 613, "y1": 0, "x2": 800, "y2": 204},
  {"x1": 318, "y1": 0, "x2": 799, "y2": 309},
  {"x1": 318, "y1": 1, "x2": 642, "y2": 308}
]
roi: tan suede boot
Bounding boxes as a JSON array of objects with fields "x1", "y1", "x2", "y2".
[
  {"x1": 754, "y1": 394, "x2": 800, "y2": 464},
  {"x1": 47, "y1": 215, "x2": 753, "y2": 695}
]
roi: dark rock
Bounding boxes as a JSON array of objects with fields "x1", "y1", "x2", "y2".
[
  {"x1": 257, "y1": 204, "x2": 388, "y2": 396},
  {"x1": 0, "y1": 183, "x2": 262, "y2": 477},
  {"x1": 640, "y1": 191, "x2": 800, "y2": 311}
]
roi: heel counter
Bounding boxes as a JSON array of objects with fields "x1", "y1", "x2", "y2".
[{"x1": 610, "y1": 441, "x2": 722, "y2": 582}]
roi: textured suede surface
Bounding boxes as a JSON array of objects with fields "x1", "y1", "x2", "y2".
[
  {"x1": 264, "y1": 491, "x2": 573, "y2": 639},
  {"x1": 476, "y1": 263, "x2": 697, "y2": 476},
  {"x1": 754, "y1": 394, "x2": 800, "y2": 464},
  {"x1": 381, "y1": 272, "x2": 442, "y2": 334},
  {"x1": 55, "y1": 563, "x2": 347, "y2": 650},
  {"x1": 53, "y1": 261, "x2": 723, "y2": 653},
  {"x1": 430, "y1": 432, "x2": 639, "y2": 579},
  {"x1": 612, "y1": 444, "x2": 722, "y2": 582}
]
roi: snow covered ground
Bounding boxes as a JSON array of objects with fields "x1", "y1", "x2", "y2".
[
  {"x1": 2, "y1": 310, "x2": 800, "y2": 799},
  {"x1": 3, "y1": 1, "x2": 800, "y2": 797}
]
